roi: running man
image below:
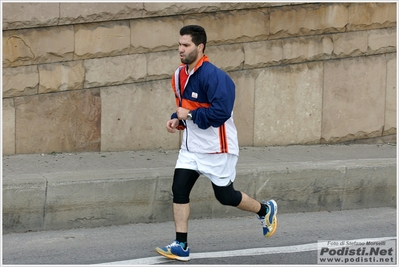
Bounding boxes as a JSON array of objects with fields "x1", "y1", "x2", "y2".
[{"x1": 155, "y1": 25, "x2": 278, "y2": 262}]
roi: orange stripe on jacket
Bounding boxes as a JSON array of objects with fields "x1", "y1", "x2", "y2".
[
  {"x1": 174, "y1": 98, "x2": 211, "y2": 110},
  {"x1": 218, "y1": 123, "x2": 228, "y2": 153}
]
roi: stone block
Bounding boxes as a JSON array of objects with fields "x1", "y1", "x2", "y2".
[
  {"x1": 2, "y1": 65, "x2": 38, "y2": 98},
  {"x1": 3, "y1": 99, "x2": 16, "y2": 155},
  {"x1": 255, "y1": 164, "x2": 346, "y2": 213},
  {"x1": 184, "y1": 8, "x2": 269, "y2": 44},
  {"x1": 254, "y1": 62, "x2": 323, "y2": 146},
  {"x1": 322, "y1": 55, "x2": 386, "y2": 143},
  {"x1": 3, "y1": 26, "x2": 74, "y2": 67},
  {"x1": 143, "y1": 2, "x2": 221, "y2": 17},
  {"x1": 59, "y1": 3, "x2": 143, "y2": 25},
  {"x1": 384, "y1": 55, "x2": 397, "y2": 134},
  {"x1": 152, "y1": 174, "x2": 174, "y2": 222},
  {"x1": 15, "y1": 89, "x2": 101, "y2": 154},
  {"x1": 43, "y1": 170, "x2": 159, "y2": 230},
  {"x1": 342, "y1": 163, "x2": 396, "y2": 209},
  {"x1": 100, "y1": 80, "x2": 179, "y2": 152},
  {"x1": 332, "y1": 31, "x2": 368, "y2": 57},
  {"x1": 84, "y1": 54, "x2": 147, "y2": 88},
  {"x1": 2, "y1": 2, "x2": 397, "y2": 156},
  {"x1": 142, "y1": 2, "x2": 275, "y2": 17},
  {"x1": 147, "y1": 50, "x2": 181, "y2": 78},
  {"x1": 38, "y1": 61, "x2": 85, "y2": 94},
  {"x1": 207, "y1": 44, "x2": 244, "y2": 72},
  {"x1": 2, "y1": 3, "x2": 59, "y2": 30},
  {"x1": 229, "y1": 70, "x2": 256, "y2": 146},
  {"x1": 243, "y1": 39, "x2": 283, "y2": 68},
  {"x1": 74, "y1": 21, "x2": 130, "y2": 60},
  {"x1": 3, "y1": 174, "x2": 47, "y2": 233},
  {"x1": 283, "y1": 35, "x2": 333, "y2": 63},
  {"x1": 270, "y1": 4, "x2": 348, "y2": 38},
  {"x1": 348, "y1": 3, "x2": 397, "y2": 30},
  {"x1": 368, "y1": 28, "x2": 397, "y2": 53},
  {"x1": 130, "y1": 17, "x2": 183, "y2": 53}
]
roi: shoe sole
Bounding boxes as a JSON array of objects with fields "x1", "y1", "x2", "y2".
[
  {"x1": 155, "y1": 247, "x2": 191, "y2": 261},
  {"x1": 265, "y1": 217, "x2": 278, "y2": 238},
  {"x1": 264, "y1": 199, "x2": 278, "y2": 238}
]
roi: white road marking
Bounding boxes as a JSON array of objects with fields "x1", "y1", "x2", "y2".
[{"x1": 97, "y1": 236, "x2": 396, "y2": 265}]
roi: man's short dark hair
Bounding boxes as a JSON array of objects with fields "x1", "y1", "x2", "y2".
[{"x1": 180, "y1": 25, "x2": 207, "y2": 52}]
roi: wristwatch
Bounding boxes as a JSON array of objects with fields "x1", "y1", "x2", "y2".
[{"x1": 187, "y1": 110, "x2": 193, "y2": 120}]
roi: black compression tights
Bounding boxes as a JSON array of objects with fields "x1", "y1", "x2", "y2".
[
  {"x1": 172, "y1": 169, "x2": 199, "y2": 204},
  {"x1": 172, "y1": 168, "x2": 242, "y2": 207}
]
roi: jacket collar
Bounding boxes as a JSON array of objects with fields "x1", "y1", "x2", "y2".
[{"x1": 181, "y1": 55, "x2": 209, "y2": 75}]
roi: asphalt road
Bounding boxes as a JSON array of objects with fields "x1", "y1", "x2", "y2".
[{"x1": 3, "y1": 207, "x2": 397, "y2": 265}]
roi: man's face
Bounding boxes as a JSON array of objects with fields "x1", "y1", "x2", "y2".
[{"x1": 178, "y1": 35, "x2": 199, "y2": 65}]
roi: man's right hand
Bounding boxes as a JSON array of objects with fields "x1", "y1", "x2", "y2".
[{"x1": 166, "y1": 118, "x2": 179, "y2": 133}]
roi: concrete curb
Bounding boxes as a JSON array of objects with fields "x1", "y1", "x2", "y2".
[{"x1": 3, "y1": 156, "x2": 396, "y2": 233}]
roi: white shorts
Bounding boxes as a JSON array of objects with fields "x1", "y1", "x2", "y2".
[{"x1": 175, "y1": 149, "x2": 238, "y2": 187}]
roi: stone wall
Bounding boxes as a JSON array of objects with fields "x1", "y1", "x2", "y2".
[{"x1": 2, "y1": 2, "x2": 397, "y2": 155}]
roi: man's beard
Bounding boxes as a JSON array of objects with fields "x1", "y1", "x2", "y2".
[{"x1": 181, "y1": 49, "x2": 198, "y2": 65}]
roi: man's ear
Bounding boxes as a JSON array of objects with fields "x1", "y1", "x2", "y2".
[{"x1": 198, "y1": 43, "x2": 204, "y2": 53}]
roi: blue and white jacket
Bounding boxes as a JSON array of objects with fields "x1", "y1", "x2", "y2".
[{"x1": 171, "y1": 55, "x2": 239, "y2": 156}]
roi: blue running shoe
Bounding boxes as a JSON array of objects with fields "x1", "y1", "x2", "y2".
[
  {"x1": 257, "y1": 199, "x2": 278, "y2": 237},
  {"x1": 155, "y1": 240, "x2": 190, "y2": 261}
]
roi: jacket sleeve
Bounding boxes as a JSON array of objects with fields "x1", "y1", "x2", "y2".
[
  {"x1": 193, "y1": 70, "x2": 235, "y2": 129},
  {"x1": 171, "y1": 112, "x2": 178, "y2": 120}
]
